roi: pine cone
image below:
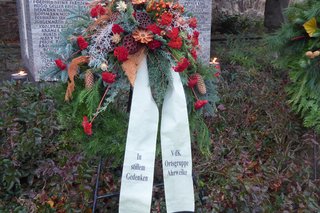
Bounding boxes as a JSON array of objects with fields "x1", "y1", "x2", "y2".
[
  {"x1": 123, "y1": 35, "x2": 140, "y2": 54},
  {"x1": 135, "y1": 12, "x2": 152, "y2": 29},
  {"x1": 85, "y1": 70, "x2": 94, "y2": 89},
  {"x1": 195, "y1": 73, "x2": 206, "y2": 95}
]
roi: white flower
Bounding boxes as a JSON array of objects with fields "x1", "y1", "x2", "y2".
[
  {"x1": 111, "y1": 33, "x2": 122, "y2": 44},
  {"x1": 100, "y1": 63, "x2": 108, "y2": 71},
  {"x1": 116, "y1": 1, "x2": 127, "y2": 12}
]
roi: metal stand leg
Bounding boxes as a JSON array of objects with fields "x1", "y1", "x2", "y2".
[
  {"x1": 314, "y1": 142, "x2": 318, "y2": 180},
  {"x1": 92, "y1": 158, "x2": 103, "y2": 213},
  {"x1": 92, "y1": 165, "x2": 205, "y2": 212}
]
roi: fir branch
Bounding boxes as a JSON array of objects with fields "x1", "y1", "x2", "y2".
[
  {"x1": 147, "y1": 51, "x2": 172, "y2": 107},
  {"x1": 76, "y1": 79, "x2": 102, "y2": 119},
  {"x1": 189, "y1": 113, "x2": 211, "y2": 156}
]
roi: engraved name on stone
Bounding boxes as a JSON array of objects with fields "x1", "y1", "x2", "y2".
[
  {"x1": 180, "y1": 0, "x2": 213, "y2": 62},
  {"x1": 17, "y1": 0, "x2": 87, "y2": 81}
]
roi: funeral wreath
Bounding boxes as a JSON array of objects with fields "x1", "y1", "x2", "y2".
[{"x1": 45, "y1": 0, "x2": 219, "y2": 159}]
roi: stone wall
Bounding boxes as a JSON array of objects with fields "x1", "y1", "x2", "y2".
[
  {"x1": 213, "y1": 0, "x2": 266, "y2": 17},
  {"x1": 0, "y1": 0, "x2": 21, "y2": 80},
  {"x1": 0, "y1": 0, "x2": 19, "y2": 41}
]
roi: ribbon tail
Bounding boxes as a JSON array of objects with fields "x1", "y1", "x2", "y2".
[
  {"x1": 119, "y1": 56, "x2": 159, "y2": 213},
  {"x1": 160, "y1": 70, "x2": 195, "y2": 212}
]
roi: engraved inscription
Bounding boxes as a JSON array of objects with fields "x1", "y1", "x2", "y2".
[{"x1": 180, "y1": 0, "x2": 213, "y2": 62}]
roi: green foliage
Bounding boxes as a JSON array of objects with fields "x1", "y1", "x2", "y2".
[
  {"x1": 93, "y1": 65, "x2": 131, "y2": 117},
  {"x1": 52, "y1": 81, "x2": 128, "y2": 164},
  {"x1": 147, "y1": 50, "x2": 172, "y2": 107},
  {"x1": 216, "y1": 36, "x2": 274, "y2": 71},
  {"x1": 267, "y1": 0, "x2": 320, "y2": 134},
  {"x1": 215, "y1": 12, "x2": 264, "y2": 35},
  {"x1": 286, "y1": 61, "x2": 320, "y2": 132},
  {"x1": 0, "y1": 82, "x2": 113, "y2": 212},
  {"x1": 115, "y1": 3, "x2": 139, "y2": 32},
  {"x1": 189, "y1": 113, "x2": 211, "y2": 156},
  {"x1": 76, "y1": 79, "x2": 101, "y2": 119},
  {"x1": 0, "y1": 82, "x2": 60, "y2": 199}
]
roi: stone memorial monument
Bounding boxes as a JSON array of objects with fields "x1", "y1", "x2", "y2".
[
  {"x1": 16, "y1": 0, "x2": 86, "y2": 81},
  {"x1": 180, "y1": 0, "x2": 213, "y2": 63},
  {"x1": 17, "y1": 0, "x2": 212, "y2": 81}
]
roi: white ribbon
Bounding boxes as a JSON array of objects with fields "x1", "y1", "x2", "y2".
[
  {"x1": 119, "y1": 56, "x2": 194, "y2": 213},
  {"x1": 161, "y1": 71, "x2": 195, "y2": 212}
]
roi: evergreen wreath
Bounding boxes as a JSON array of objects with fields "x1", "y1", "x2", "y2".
[{"x1": 44, "y1": 0, "x2": 219, "y2": 160}]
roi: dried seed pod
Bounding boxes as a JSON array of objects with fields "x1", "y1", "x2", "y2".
[
  {"x1": 123, "y1": 35, "x2": 140, "y2": 54},
  {"x1": 85, "y1": 70, "x2": 94, "y2": 89},
  {"x1": 195, "y1": 73, "x2": 206, "y2": 95},
  {"x1": 135, "y1": 12, "x2": 153, "y2": 29}
]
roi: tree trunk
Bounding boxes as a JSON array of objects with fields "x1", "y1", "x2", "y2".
[{"x1": 264, "y1": 0, "x2": 290, "y2": 31}]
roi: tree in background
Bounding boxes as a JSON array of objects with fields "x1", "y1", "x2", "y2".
[{"x1": 264, "y1": 0, "x2": 290, "y2": 31}]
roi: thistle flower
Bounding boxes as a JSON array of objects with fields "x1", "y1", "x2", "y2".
[
  {"x1": 116, "y1": 1, "x2": 127, "y2": 12},
  {"x1": 112, "y1": 33, "x2": 122, "y2": 44}
]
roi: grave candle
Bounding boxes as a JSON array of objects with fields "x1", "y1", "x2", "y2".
[
  {"x1": 11, "y1": 70, "x2": 29, "y2": 82},
  {"x1": 210, "y1": 57, "x2": 221, "y2": 77}
]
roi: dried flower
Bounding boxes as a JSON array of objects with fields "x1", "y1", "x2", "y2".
[
  {"x1": 114, "y1": 46, "x2": 129, "y2": 62},
  {"x1": 187, "y1": 74, "x2": 198, "y2": 88},
  {"x1": 160, "y1": 12, "x2": 173, "y2": 26},
  {"x1": 147, "y1": 40, "x2": 162, "y2": 50},
  {"x1": 82, "y1": 116, "x2": 92, "y2": 135},
  {"x1": 189, "y1": 17, "x2": 197, "y2": 28},
  {"x1": 194, "y1": 100, "x2": 208, "y2": 110},
  {"x1": 167, "y1": 27, "x2": 180, "y2": 39},
  {"x1": 147, "y1": 24, "x2": 162, "y2": 35},
  {"x1": 192, "y1": 31, "x2": 200, "y2": 46},
  {"x1": 112, "y1": 24, "x2": 124, "y2": 34},
  {"x1": 77, "y1": 36, "x2": 88, "y2": 50},
  {"x1": 102, "y1": 72, "x2": 117, "y2": 83},
  {"x1": 168, "y1": 37, "x2": 183, "y2": 49},
  {"x1": 214, "y1": 72, "x2": 221, "y2": 77},
  {"x1": 111, "y1": 33, "x2": 122, "y2": 44},
  {"x1": 90, "y1": 5, "x2": 106, "y2": 18},
  {"x1": 191, "y1": 49, "x2": 197, "y2": 60},
  {"x1": 54, "y1": 59, "x2": 67, "y2": 70},
  {"x1": 193, "y1": 31, "x2": 200, "y2": 38},
  {"x1": 116, "y1": 1, "x2": 127, "y2": 12},
  {"x1": 174, "y1": 57, "x2": 190, "y2": 72},
  {"x1": 132, "y1": 29, "x2": 153, "y2": 44}
]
